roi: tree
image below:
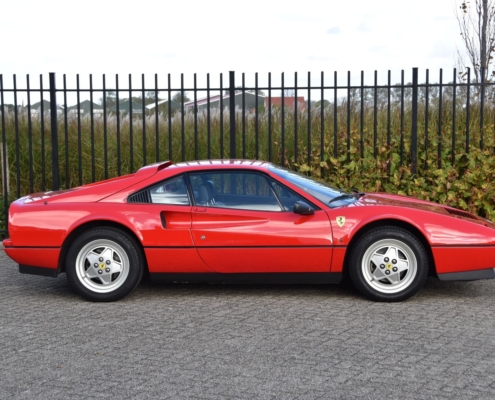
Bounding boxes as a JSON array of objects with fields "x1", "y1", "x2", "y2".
[
  {"x1": 172, "y1": 91, "x2": 190, "y2": 103},
  {"x1": 314, "y1": 99, "x2": 330, "y2": 108},
  {"x1": 283, "y1": 89, "x2": 295, "y2": 97},
  {"x1": 246, "y1": 89, "x2": 266, "y2": 96},
  {"x1": 144, "y1": 91, "x2": 161, "y2": 105},
  {"x1": 99, "y1": 91, "x2": 116, "y2": 108},
  {"x1": 456, "y1": 0, "x2": 495, "y2": 82}
]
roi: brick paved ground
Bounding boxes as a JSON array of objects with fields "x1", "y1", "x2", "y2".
[{"x1": 1, "y1": 250, "x2": 495, "y2": 399}]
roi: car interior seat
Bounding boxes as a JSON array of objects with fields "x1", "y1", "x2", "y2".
[
  {"x1": 196, "y1": 184, "x2": 210, "y2": 205},
  {"x1": 204, "y1": 180, "x2": 223, "y2": 206}
]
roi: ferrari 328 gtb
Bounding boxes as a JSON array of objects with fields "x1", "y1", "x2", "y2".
[{"x1": 4, "y1": 160, "x2": 495, "y2": 302}]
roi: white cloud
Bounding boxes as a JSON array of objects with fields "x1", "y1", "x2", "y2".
[
  {"x1": 0, "y1": 0, "x2": 461, "y2": 91},
  {"x1": 358, "y1": 21, "x2": 373, "y2": 32},
  {"x1": 326, "y1": 27, "x2": 341, "y2": 34}
]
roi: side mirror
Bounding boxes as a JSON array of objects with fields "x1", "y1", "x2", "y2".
[{"x1": 293, "y1": 201, "x2": 314, "y2": 216}]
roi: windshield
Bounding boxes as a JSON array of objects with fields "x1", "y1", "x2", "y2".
[{"x1": 269, "y1": 165, "x2": 357, "y2": 208}]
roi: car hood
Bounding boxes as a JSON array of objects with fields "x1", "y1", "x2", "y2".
[{"x1": 355, "y1": 193, "x2": 495, "y2": 229}]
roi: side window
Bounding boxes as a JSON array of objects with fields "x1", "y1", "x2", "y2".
[
  {"x1": 270, "y1": 180, "x2": 307, "y2": 211},
  {"x1": 189, "y1": 171, "x2": 282, "y2": 211},
  {"x1": 149, "y1": 175, "x2": 189, "y2": 205}
]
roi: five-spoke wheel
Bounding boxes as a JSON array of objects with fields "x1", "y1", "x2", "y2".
[
  {"x1": 75, "y1": 239, "x2": 129, "y2": 294},
  {"x1": 66, "y1": 228, "x2": 143, "y2": 302},
  {"x1": 349, "y1": 227, "x2": 428, "y2": 302}
]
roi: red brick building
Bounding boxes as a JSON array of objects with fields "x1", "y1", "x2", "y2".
[{"x1": 264, "y1": 96, "x2": 306, "y2": 109}]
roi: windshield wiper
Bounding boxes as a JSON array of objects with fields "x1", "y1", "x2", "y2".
[{"x1": 328, "y1": 191, "x2": 365, "y2": 206}]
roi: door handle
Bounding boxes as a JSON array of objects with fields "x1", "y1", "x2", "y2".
[{"x1": 194, "y1": 206, "x2": 207, "y2": 212}]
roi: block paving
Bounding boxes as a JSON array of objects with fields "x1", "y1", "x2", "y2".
[{"x1": 1, "y1": 250, "x2": 495, "y2": 399}]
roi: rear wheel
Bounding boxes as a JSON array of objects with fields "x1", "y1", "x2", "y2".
[
  {"x1": 349, "y1": 227, "x2": 428, "y2": 302},
  {"x1": 65, "y1": 228, "x2": 143, "y2": 302}
]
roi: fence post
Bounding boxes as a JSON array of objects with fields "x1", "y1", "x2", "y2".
[
  {"x1": 229, "y1": 71, "x2": 236, "y2": 159},
  {"x1": 480, "y1": 67, "x2": 485, "y2": 150},
  {"x1": 49, "y1": 73, "x2": 59, "y2": 190},
  {"x1": 411, "y1": 68, "x2": 418, "y2": 174},
  {"x1": 0, "y1": 74, "x2": 9, "y2": 211}
]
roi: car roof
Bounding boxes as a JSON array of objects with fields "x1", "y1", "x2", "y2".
[{"x1": 169, "y1": 159, "x2": 273, "y2": 172}]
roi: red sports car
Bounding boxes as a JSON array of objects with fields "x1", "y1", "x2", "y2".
[{"x1": 3, "y1": 160, "x2": 495, "y2": 302}]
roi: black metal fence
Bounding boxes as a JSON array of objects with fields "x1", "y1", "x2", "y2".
[{"x1": 1, "y1": 68, "x2": 495, "y2": 233}]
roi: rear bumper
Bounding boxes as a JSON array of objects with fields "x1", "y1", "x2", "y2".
[
  {"x1": 438, "y1": 268, "x2": 495, "y2": 281},
  {"x1": 3, "y1": 246, "x2": 60, "y2": 276},
  {"x1": 19, "y1": 264, "x2": 59, "y2": 278}
]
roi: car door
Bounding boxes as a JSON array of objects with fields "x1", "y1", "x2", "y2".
[
  {"x1": 128, "y1": 174, "x2": 212, "y2": 273},
  {"x1": 188, "y1": 170, "x2": 333, "y2": 273}
]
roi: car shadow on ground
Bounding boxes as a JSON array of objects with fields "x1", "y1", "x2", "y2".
[
  {"x1": 419, "y1": 276, "x2": 495, "y2": 300},
  {"x1": 131, "y1": 275, "x2": 494, "y2": 302},
  {"x1": 136, "y1": 278, "x2": 358, "y2": 299},
  {"x1": 5, "y1": 269, "x2": 494, "y2": 303}
]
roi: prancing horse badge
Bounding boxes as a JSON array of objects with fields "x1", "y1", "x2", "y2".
[{"x1": 336, "y1": 216, "x2": 346, "y2": 228}]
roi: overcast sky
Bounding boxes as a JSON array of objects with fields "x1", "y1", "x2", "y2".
[{"x1": 1, "y1": 0, "x2": 464, "y2": 98}]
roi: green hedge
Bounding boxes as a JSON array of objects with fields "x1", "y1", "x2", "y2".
[
  {"x1": 0, "y1": 101, "x2": 494, "y2": 233},
  {"x1": 295, "y1": 145, "x2": 495, "y2": 221}
]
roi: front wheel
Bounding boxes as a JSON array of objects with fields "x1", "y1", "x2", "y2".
[
  {"x1": 65, "y1": 228, "x2": 143, "y2": 302},
  {"x1": 349, "y1": 227, "x2": 428, "y2": 302}
]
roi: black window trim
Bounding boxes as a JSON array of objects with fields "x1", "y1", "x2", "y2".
[
  {"x1": 266, "y1": 175, "x2": 321, "y2": 211},
  {"x1": 186, "y1": 170, "x2": 282, "y2": 211},
  {"x1": 184, "y1": 169, "x2": 320, "y2": 212},
  {"x1": 126, "y1": 173, "x2": 192, "y2": 206},
  {"x1": 126, "y1": 168, "x2": 321, "y2": 212}
]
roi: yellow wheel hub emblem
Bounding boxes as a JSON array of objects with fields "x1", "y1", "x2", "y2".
[
  {"x1": 386, "y1": 263, "x2": 393, "y2": 270},
  {"x1": 99, "y1": 263, "x2": 105, "y2": 269}
]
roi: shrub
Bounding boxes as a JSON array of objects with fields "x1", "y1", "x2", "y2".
[{"x1": 0, "y1": 99, "x2": 494, "y2": 233}]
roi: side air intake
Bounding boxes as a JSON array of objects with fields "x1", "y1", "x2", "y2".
[
  {"x1": 128, "y1": 190, "x2": 151, "y2": 203},
  {"x1": 445, "y1": 208, "x2": 476, "y2": 220}
]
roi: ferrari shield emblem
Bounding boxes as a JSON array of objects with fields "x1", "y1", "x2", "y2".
[{"x1": 336, "y1": 216, "x2": 346, "y2": 228}]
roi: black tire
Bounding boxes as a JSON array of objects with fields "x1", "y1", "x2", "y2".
[
  {"x1": 348, "y1": 227, "x2": 428, "y2": 302},
  {"x1": 65, "y1": 228, "x2": 143, "y2": 302}
]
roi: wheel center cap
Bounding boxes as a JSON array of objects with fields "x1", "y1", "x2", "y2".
[
  {"x1": 386, "y1": 263, "x2": 393, "y2": 270},
  {"x1": 99, "y1": 263, "x2": 105, "y2": 270}
]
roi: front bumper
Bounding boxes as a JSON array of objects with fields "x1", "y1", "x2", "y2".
[{"x1": 438, "y1": 268, "x2": 495, "y2": 281}]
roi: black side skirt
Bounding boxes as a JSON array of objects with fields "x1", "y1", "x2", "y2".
[
  {"x1": 19, "y1": 265, "x2": 59, "y2": 278},
  {"x1": 438, "y1": 268, "x2": 495, "y2": 281},
  {"x1": 150, "y1": 272, "x2": 342, "y2": 284}
]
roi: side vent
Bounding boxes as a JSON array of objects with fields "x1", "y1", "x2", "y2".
[
  {"x1": 128, "y1": 190, "x2": 151, "y2": 203},
  {"x1": 445, "y1": 208, "x2": 476, "y2": 220}
]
